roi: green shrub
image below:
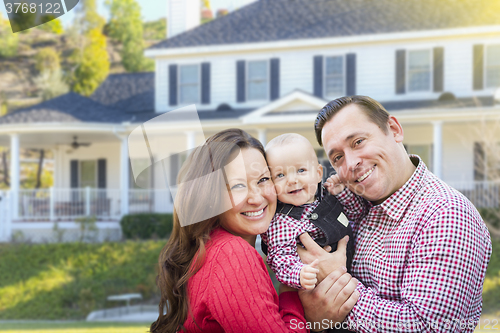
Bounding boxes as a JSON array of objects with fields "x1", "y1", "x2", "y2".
[
  {"x1": 0, "y1": 240, "x2": 165, "y2": 319},
  {"x1": 120, "y1": 213, "x2": 173, "y2": 239}
]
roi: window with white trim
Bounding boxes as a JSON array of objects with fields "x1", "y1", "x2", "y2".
[
  {"x1": 179, "y1": 64, "x2": 200, "y2": 104},
  {"x1": 247, "y1": 60, "x2": 268, "y2": 101},
  {"x1": 80, "y1": 160, "x2": 97, "y2": 188},
  {"x1": 324, "y1": 55, "x2": 344, "y2": 98},
  {"x1": 486, "y1": 44, "x2": 500, "y2": 88},
  {"x1": 408, "y1": 49, "x2": 432, "y2": 92}
]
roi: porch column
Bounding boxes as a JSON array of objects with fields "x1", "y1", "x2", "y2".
[
  {"x1": 258, "y1": 129, "x2": 267, "y2": 146},
  {"x1": 432, "y1": 121, "x2": 443, "y2": 179},
  {"x1": 121, "y1": 136, "x2": 129, "y2": 215},
  {"x1": 186, "y1": 131, "x2": 196, "y2": 150},
  {"x1": 10, "y1": 134, "x2": 19, "y2": 219}
]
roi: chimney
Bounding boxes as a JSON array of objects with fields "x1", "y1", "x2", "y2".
[{"x1": 168, "y1": 0, "x2": 201, "y2": 38}]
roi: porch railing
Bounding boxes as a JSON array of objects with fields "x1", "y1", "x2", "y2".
[
  {"x1": 16, "y1": 188, "x2": 173, "y2": 221},
  {"x1": 447, "y1": 181, "x2": 500, "y2": 208}
]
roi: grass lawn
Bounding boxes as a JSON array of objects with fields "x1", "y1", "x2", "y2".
[
  {"x1": 0, "y1": 319, "x2": 498, "y2": 332},
  {"x1": 0, "y1": 322, "x2": 151, "y2": 333}
]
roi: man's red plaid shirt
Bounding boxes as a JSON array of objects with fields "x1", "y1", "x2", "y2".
[{"x1": 338, "y1": 156, "x2": 492, "y2": 332}]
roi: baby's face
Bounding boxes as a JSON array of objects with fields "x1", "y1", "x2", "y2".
[{"x1": 266, "y1": 142, "x2": 323, "y2": 206}]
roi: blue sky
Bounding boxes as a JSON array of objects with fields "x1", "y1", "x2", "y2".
[{"x1": 1, "y1": 0, "x2": 256, "y2": 28}]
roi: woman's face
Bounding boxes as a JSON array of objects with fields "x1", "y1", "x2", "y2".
[{"x1": 219, "y1": 147, "x2": 277, "y2": 245}]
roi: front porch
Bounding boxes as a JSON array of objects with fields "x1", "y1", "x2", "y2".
[{"x1": 0, "y1": 187, "x2": 173, "y2": 242}]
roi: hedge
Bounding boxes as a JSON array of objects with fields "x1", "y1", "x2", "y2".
[
  {"x1": 0, "y1": 240, "x2": 166, "y2": 319},
  {"x1": 120, "y1": 213, "x2": 173, "y2": 239}
]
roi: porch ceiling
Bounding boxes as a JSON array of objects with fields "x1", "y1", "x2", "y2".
[{"x1": 0, "y1": 128, "x2": 123, "y2": 149}]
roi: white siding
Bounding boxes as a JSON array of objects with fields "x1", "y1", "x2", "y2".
[{"x1": 153, "y1": 32, "x2": 500, "y2": 112}]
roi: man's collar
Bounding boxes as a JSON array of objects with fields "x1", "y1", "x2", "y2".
[{"x1": 377, "y1": 155, "x2": 427, "y2": 221}]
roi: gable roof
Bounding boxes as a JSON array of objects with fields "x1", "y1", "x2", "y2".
[
  {"x1": 150, "y1": 0, "x2": 500, "y2": 50},
  {"x1": 90, "y1": 72, "x2": 155, "y2": 113},
  {"x1": 0, "y1": 92, "x2": 128, "y2": 124}
]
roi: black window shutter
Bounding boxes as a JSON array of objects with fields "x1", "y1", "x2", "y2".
[
  {"x1": 270, "y1": 58, "x2": 280, "y2": 101},
  {"x1": 434, "y1": 47, "x2": 444, "y2": 92},
  {"x1": 346, "y1": 53, "x2": 356, "y2": 96},
  {"x1": 97, "y1": 159, "x2": 106, "y2": 189},
  {"x1": 236, "y1": 60, "x2": 246, "y2": 103},
  {"x1": 201, "y1": 62, "x2": 211, "y2": 104},
  {"x1": 473, "y1": 44, "x2": 484, "y2": 91},
  {"x1": 395, "y1": 50, "x2": 406, "y2": 94},
  {"x1": 433, "y1": 47, "x2": 444, "y2": 92},
  {"x1": 474, "y1": 142, "x2": 485, "y2": 181},
  {"x1": 169, "y1": 64, "x2": 178, "y2": 106},
  {"x1": 70, "y1": 160, "x2": 78, "y2": 188},
  {"x1": 313, "y1": 55, "x2": 323, "y2": 98}
]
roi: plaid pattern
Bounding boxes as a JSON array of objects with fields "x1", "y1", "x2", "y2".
[
  {"x1": 261, "y1": 197, "x2": 326, "y2": 289},
  {"x1": 338, "y1": 155, "x2": 492, "y2": 332}
]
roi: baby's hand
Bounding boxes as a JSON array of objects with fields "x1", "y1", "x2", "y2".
[
  {"x1": 324, "y1": 174, "x2": 345, "y2": 195},
  {"x1": 300, "y1": 259, "x2": 319, "y2": 290}
]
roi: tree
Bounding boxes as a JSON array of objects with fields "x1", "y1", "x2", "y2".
[
  {"x1": 37, "y1": 18, "x2": 64, "y2": 34},
  {"x1": 76, "y1": 0, "x2": 105, "y2": 33},
  {"x1": 35, "y1": 48, "x2": 60, "y2": 73},
  {"x1": 463, "y1": 118, "x2": 500, "y2": 239},
  {"x1": 106, "y1": 0, "x2": 154, "y2": 72},
  {"x1": 69, "y1": 0, "x2": 109, "y2": 96},
  {"x1": 143, "y1": 18, "x2": 166, "y2": 41},
  {"x1": 71, "y1": 28, "x2": 110, "y2": 96},
  {"x1": 0, "y1": 13, "x2": 19, "y2": 58},
  {"x1": 34, "y1": 68, "x2": 69, "y2": 100}
]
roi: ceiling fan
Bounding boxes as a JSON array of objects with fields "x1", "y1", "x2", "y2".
[{"x1": 70, "y1": 136, "x2": 91, "y2": 149}]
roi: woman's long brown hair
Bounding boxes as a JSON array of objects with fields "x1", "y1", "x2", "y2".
[{"x1": 150, "y1": 129, "x2": 265, "y2": 333}]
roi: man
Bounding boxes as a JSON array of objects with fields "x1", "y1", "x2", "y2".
[{"x1": 297, "y1": 95, "x2": 492, "y2": 332}]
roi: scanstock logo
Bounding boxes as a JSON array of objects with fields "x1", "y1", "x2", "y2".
[{"x1": 3, "y1": 0, "x2": 79, "y2": 32}]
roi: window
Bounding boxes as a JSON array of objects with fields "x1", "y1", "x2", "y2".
[
  {"x1": 247, "y1": 60, "x2": 268, "y2": 100},
  {"x1": 80, "y1": 160, "x2": 97, "y2": 188},
  {"x1": 486, "y1": 44, "x2": 500, "y2": 88},
  {"x1": 179, "y1": 64, "x2": 200, "y2": 104},
  {"x1": 325, "y1": 55, "x2": 344, "y2": 97},
  {"x1": 408, "y1": 50, "x2": 431, "y2": 92}
]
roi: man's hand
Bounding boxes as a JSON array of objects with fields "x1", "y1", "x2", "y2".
[
  {"x1": 324, "y1": 174, "x2": 345, "y2": 195},
  {"x1": 297, "y1": 233, "x2": 348, "y2": 283},
  {"x1": 300, "y1": 259, "x2": 319, "y2": 290},
  {"x1": 299, "y1": 267, "x2": 359, "y2": 330}
]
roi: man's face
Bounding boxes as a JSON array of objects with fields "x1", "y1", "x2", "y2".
[{"x1": 321, "y1": 104, "x2": 405, "y2": 204}]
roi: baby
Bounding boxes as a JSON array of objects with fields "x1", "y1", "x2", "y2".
[{"x1": 261, "y1": 133, "x2": 354, "y2": 290}]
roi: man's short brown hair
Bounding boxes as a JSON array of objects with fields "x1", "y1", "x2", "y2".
[{"x1": 314, "y1": 95, "x2": 391, "y2": 146}]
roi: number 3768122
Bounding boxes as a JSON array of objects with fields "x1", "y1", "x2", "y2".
[{"x1": 5, "y1": 2, "x2": 62, "y2": 14}]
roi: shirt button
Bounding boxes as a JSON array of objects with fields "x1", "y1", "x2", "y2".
[
  {"x1": 311, "y1": 213, "x2": 318, "y2": 220},
  {"x1": 352, "y1": 260, "x2": 357, "y2": 266},
  {"x1": 368, "y1": 226, "x2": 372, "y2": 231}
]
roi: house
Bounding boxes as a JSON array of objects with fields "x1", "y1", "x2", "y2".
[{"x1": 1, "y1": 0, "x2": 500, "y2": 242}]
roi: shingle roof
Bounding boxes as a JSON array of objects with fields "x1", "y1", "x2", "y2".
[
  {"x1": 90, "y1": 72, "x2": 155, "y2": 113},
  {"x1": 0, "y1": 92, "x2": 128, "y2": 124},
  {"x1": 150, "y1": 0, "x2": 500, "y2": 50},
  {"x1": 0, "y1": 91, "x2": 256, "y2": 125}
]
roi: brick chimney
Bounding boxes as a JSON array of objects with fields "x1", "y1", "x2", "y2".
[{"x1": 168, "y1": 0, "x2": 201, "y2": 38}]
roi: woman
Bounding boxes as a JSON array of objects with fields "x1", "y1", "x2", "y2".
[
  {"x1": 151, "y1": 129, "x2": 354, "y2": 333},
  {"x1": 150, "y1": 129, "x2": 308, "y2": 332}
]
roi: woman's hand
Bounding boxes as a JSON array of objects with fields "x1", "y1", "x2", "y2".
[
  {"x1": 298, "y1": 267, "x2": 359, "y2": 331},
  {"x1": 297, "y1": 233, "x2": 348, "y2": 283}
]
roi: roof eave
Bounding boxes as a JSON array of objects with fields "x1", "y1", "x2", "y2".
[{"x1": 145, "y1": 25, "x2": 500, "y2": 58}]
